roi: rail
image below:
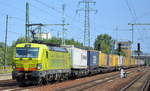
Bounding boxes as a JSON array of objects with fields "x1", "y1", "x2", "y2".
[
  {"x1": 55, "y1": 70, "x2": 136, "y2": 91},
  {"x1": 140, "y1": 76, "x2": 150, "y2": 91},
  {"x1": 120, "y1": 71, "x2": 150, "y2": 91}
]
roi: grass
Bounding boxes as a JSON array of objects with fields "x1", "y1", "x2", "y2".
[{"x1": 0, "y1": 66, "x2": 12, "y2": 74}]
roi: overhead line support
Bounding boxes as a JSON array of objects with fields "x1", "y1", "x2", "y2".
[
  {"x1": 77, "y1": 0, "x2": 97, "y2": 47},
  {"x1": 25, "y1": 2, "x2": 30, "y2": 42},
  {"x1": 4, "y1": 15, "x2": 8, "y2": 70},
  {"x1": 128, "y1": 23, "x2": 150, "y2": 43}
]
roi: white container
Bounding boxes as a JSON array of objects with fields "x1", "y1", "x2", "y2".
[
  {"x1": 139, "y1": 59, "x2": 144, "y2": 65},
  {"x1": 118, "y1": 56, "x2": 124, "y2": 66},
  {"x1": 135, "y1": 59, "x2": 138, "y2": 65},
  {"x1": 63, "y1": 45, "x2": 88, "y2": 69},
  {"x1": 136, "y1": 59, "x2": 141, "y2": 65}
]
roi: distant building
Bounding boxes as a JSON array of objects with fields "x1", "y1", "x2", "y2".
[
  {"x1": 118, "y1": 41, "x2": 132, "y2": 50},
  {"x1": 118, "y1": 41, "x2": 132, "y2": 57},
  {"x1": 35, "y1": 32, "x2": 52, "y2": 39}
]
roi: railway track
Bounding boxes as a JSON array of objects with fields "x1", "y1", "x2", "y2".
[
  {"x1": 54, "y1": 69, "x2": 140, "y2": 91},
  {"x1": 120, "y1": 70, "x2": 150, "y2": 91},
  {"x1": 0, "y1": 67, "x2": 145, "y2": 91},
  {"x1": 141, "y1": 77, "x2": 150, "y2": 91}
]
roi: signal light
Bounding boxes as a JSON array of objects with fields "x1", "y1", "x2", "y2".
[
  {"x1": 118, "y1": 43, "x2": 121, "y2": 52},
  {"x1": 98, "y1": 44, "x2": 101, "y2": 51},
  {"x1": 118, "y1": 43, "x2": 121, "y2": 55},
  {"x1": 137, "y1": 43, "x2": 140, "y2": 52},
  {"x1": 37, "y1": 64, "x2": 42, "y2": 70}
]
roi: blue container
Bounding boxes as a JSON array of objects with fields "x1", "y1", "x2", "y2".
[{"x1": 87, "y1": 50, "x2": 99, "y2": 69}]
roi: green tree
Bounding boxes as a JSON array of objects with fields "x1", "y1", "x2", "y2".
[
  {"x1": 0, "y1": 42, "x2": 13, "y2": 66},
  {"x1": 94, "y1": 34, "x2": 113, "y2": 54},
  {"x1": 0, "y1": 42, "x2": 5, "y2": 66},
  {"x1": 43, "y1": 37, "x2": 85, "y2": 48},
  {"x1": 12, "y1": 37, "x2": 26, "y2": 47},
  {"x1": 66, "y1": 38, "x2": 84, "y2": 48}
]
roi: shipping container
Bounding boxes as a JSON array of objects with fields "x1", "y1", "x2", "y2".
[
  {"x1": 113, "y1": 55, "x2": 119, "y2": 66},
  {"x1": 139, "y1": 59, "x2": 144, "y2": 65},
  {"x1": 63, "y1": 45, "x2": 88, "y2": 69},
  {"x1": 131, "y1": 58, "x2": 135, "y2": 65},
  {"x1": 137, "y1": 59, "x2": 141, "y2": 65},
  {"x1": 135, "y1": 59, "x2": 138, "y2": 65},
  {"x1": 108, "y1": 54, "x2": 114, "y2": 67},
  {"x1": 145, "y1": 59, "x2": 150, "y2": 66},
  {"x1": 108, "y1": 54, "x2": 119, "y2": 67},
  {"x1": 123, "y1": 57, "x2": 130, "y2": 67},
  {"x1": 87, "y1": 50, "x2": 99, "y2": 69},
  {"x1": 118, "y1": 56, "x2": 124, "y2": 66},
  {"x1": 99, "y1": 52, "x2": 108, "y2": 67}
]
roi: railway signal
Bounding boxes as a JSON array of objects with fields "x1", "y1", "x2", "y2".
[
  {"x1": 118, "y1": 43, "x2": 122, "y2": 55},
  {"x1": 137, "y1": 43, "x2": 141, "y2": 56}
]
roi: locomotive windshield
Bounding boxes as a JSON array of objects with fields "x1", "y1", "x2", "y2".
[{"x1": 16, "y1": 48, "x2": 39, "y2": 58}]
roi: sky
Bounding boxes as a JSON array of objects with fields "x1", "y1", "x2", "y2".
[{"x1": 0, "y1": 0, "x2": 150, "y2": 53}]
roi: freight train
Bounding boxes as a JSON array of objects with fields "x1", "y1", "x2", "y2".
[{"x1": 12, "y1": 43, "x2": 144, "y2": 86}]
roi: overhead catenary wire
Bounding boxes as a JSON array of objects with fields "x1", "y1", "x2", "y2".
[
  {"x1": 0, "y1": 1, "x2": 54, "y2": 24},
  {"x1": 0, "y1": 8, "x2": 26, "y2": 22},
  {"x1": 34, "y1": 0, "x2": 80, "y2": 23},
  {"x1": 1, "y1": 30, "x2": 24, "y2": 36},
  {"x1": 29, "y1": 3, "x2": 64, "y2": 24},
  {"x1": 33, "y1": 0, "x2": 79, "y2": 31},
  {"x1": 130, "y1": 0, "x2": 137, "y2": 21},
  {"x1": 0, "y1": 1, "x2": 62, "y2": 40},
  {"x1": 136, "y1": 11, "x2": 150, "y2": 21},
  {"x1": 0, "y1": 0, "x2": 82, "y2": 43},
  {"x1": 127, "y1": 1, "x2": 150, "y2": 47},
  {"x1": 124, "y1": 0, "x2": 137, "y2": 23},
  {"x1": 0, "y1": 11, "x2": 8, "y2": 16},
  {"x1": 0, "y1": 0, "x2": 25, "y2": 14},
  {"x1": 32, "y1": 0, "x2": 84, "y2": 42}
]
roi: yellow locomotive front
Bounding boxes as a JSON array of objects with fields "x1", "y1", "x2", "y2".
[{"x1": 12, "y1": 43, "x2": 48, "y2": 85}]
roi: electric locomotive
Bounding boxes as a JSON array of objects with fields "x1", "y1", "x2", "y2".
[{"x1": 12, "y1": 43, "x2": 71, "y2": 85}]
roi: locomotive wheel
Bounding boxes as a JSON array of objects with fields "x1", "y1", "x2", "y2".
[
  {"x1": 37, "y1": 77, "x2": 43, "y2": 85},
  {"x1": 43, "y1": 77, "x2": 48, "y2": 85}
]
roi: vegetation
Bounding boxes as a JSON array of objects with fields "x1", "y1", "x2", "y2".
[
  {"x1": 94, "y1": 34, "x2": 113, "y2": 54},
  {"x1": 94, "y1": 34, "x2": 126, "y2": 56},
  {"x1": 12, "y1": 37, "x2": 27, "y2": 47},
  {"x1": 0, "y1": 42, "x2": 13, "y2": 66},
  {"x1": 42, "y1": 37, "x2": 85, "y2": 48}
]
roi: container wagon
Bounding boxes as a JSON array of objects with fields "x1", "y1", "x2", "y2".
[
  {"x1": 87, "y1": 50, "x2": 99, "y2": 74},
  {"x1": 118, "y1": 56, "x2": 124, "y2": 67},
  {"x1": 145, "y1": 59, "x2": 150, "y2": 66},
  {"x1": 98, "y1": 52, "x2": 109, "y2": 72},
  {"x1": 113, "y1": 55, "x2": 119, "y2": 70},
  {"x1": 131, "y1": 58, "x2": 135, "y2": 67},
  {"x1": 63, "y1": 45, "x2": 88, "y2": 77},
  {"x1": 99, "y1": 52, "x2": 108, "y2": 67},
  {"x1": 108, "y1": 54, "x2": 116, "y2": 71},
  {"x1": 123, "y1": 57, "x2": 130, "y2": 68}
]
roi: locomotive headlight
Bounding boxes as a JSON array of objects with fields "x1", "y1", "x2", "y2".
[
  {"x1": 12, "y1": 64, "x2": 16, "y2": 69},
  {"x1": 37, "y1": 64, "x2": 42, "y2": 70}
]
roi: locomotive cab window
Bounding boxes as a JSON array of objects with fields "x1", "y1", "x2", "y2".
[{"x1": 16, "y1": 48, "x2": 39, "y2": 58}]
